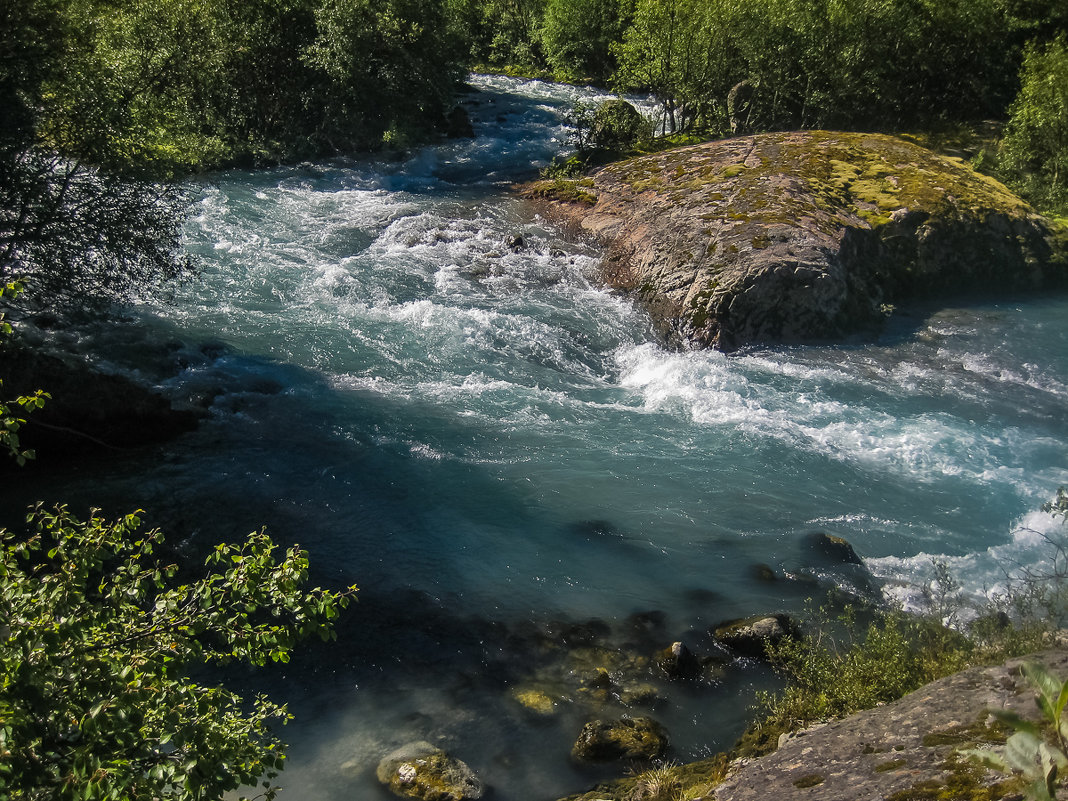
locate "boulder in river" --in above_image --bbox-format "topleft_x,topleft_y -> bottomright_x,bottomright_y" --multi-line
376,741 -> 485,801
713,614 -> 800,659
653,640 -> 702,680
571,716 -> 669,763
0,346 -> 199,461
803,532 -> 864,566
526,131 -> 1068,351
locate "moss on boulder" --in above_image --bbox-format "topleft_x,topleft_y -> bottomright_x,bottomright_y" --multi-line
375,741 -> 485,801
529,131 -> 1068,351
571,716 -> 669,763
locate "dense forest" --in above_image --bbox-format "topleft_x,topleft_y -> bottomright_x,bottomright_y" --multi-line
1,0 -> 1067,314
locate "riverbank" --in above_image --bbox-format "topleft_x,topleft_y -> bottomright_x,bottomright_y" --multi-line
561,647 -> 1068,801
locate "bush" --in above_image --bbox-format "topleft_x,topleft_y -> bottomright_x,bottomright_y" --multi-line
1000,37 -> 1068,216
0,505 -> 355,801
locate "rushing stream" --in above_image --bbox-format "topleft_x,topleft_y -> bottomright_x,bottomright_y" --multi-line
9,75 -> 1068,799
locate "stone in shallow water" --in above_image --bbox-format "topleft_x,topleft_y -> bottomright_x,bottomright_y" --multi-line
511,686 -> 558,716
571,716 -> 669,762
654,641 -> 702,680
375,741 -> 485,801
713,614 -> 799,659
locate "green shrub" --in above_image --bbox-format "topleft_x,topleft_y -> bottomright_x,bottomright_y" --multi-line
1000,37 -> 1068,216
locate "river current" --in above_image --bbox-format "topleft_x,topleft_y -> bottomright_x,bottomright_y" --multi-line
12,75 -> 1068,799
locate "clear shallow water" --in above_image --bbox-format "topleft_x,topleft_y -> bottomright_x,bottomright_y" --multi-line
10,76 -> 1068,800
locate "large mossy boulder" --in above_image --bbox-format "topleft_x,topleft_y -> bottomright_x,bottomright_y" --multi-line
528,131 -> 1068,351
376,742 -> 485,801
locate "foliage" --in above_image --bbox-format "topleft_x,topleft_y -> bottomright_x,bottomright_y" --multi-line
451,0 -> 548,71
612,0 -> 1021,136
0,504 -> 356,801
964,662 -> 1068,800
539,0 -> 631,83
999,37 -> 1068,216
0,150 -> 196,310
758,602 -> 978,734
306,0 -> 465,151
0,282 -> 47,465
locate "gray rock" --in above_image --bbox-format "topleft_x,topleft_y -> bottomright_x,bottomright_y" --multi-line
712,649 -> 1068,801
376,741 -> 485,801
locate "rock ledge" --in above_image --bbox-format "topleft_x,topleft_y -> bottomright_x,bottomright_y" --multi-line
529,131 -> 1068,351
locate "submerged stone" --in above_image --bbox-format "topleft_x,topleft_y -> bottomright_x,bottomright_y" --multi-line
571,716 -> 669,762
376,741 -> 485,801
527,131 -> 1068,351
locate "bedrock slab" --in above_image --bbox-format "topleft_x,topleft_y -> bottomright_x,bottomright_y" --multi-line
528,131 -> 1068,351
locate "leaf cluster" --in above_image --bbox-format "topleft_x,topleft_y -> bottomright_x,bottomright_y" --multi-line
0,505 -> 355,801
998,36 -> 1068,216
0,281 -> 47,464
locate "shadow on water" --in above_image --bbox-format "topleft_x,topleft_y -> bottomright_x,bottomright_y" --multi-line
0,322 -> 803,801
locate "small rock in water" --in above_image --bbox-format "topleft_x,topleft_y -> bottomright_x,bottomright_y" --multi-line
510,687 -> 557,716
803,532 -> 864,566
751,562 -> 778,582
654,641 -> 701,680
376,741 -> 485,801
571,716 -> 669,763
713,614 -> 799,659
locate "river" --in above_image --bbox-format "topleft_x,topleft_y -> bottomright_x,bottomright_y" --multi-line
11,75 -> 1068,800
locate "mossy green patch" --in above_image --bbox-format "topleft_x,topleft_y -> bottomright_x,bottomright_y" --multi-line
524,178 -> 596,205
793,773 -> 825,788
874,758 -> 908,772
885,750 -> 1022,801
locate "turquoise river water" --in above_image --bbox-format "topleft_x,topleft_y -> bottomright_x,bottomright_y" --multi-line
8,76 -> 1068,800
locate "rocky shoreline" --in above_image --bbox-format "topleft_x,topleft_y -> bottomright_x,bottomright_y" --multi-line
526,131 -> 1068,351
563,648 -> 1068,801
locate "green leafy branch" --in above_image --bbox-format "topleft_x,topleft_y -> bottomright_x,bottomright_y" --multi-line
0,281 -> 49,466
0,505 -> 356,801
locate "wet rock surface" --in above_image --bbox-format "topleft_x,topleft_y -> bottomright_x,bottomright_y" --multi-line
376,741 -> 485,801
571,716 -> 670,763
528,131 -> 1068,351
713,614 -> 800,659
0,345 -> 199,460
